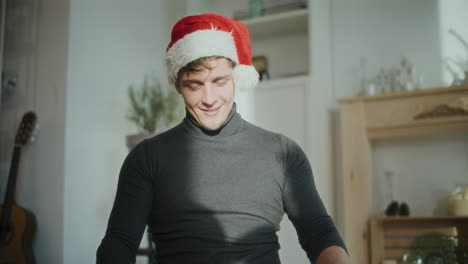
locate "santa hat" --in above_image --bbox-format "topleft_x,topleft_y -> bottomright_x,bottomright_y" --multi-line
166,13 -> 259,90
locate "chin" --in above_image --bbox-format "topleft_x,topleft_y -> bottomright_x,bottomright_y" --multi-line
200,121 -> 223,131
197,111 -> 229,131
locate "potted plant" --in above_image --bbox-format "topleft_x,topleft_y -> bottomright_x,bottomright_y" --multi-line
445,29 -> 468,85
126,75 -> 182,150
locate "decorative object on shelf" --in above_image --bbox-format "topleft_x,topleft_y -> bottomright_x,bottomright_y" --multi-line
264,0 -> 307,15
385,201 -> 399,216
365,82 -> 377,96
397,58 -> 414,91
401,232 -> 458,264
444,29 -> 468,86
443,60 -> 464,86
453,199 -> 468,216
383,169 -> 410,217
248,0 -> 265,19
252,55 -> 270,81
126,75 -> 183,150
454,95 -> 468,111
398,202 -> 410,216
447,185 -> 468,216
364,57 -> 421,96
413,104 -> 468,120
384,201 -> 410,217
234,0 -> 308,20
384,169 -> 397,216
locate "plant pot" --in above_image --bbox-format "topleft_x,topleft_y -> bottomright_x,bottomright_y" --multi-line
126,132 -> 154,151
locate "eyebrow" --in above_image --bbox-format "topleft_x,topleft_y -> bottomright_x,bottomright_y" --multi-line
181,74 -> 231,85
213,75 -> 231,82
181,79 -> 203,86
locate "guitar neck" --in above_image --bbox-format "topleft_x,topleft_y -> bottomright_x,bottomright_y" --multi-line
0,145 -> 22,229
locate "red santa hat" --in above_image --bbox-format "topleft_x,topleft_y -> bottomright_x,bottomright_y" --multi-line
166,13 -> 259,90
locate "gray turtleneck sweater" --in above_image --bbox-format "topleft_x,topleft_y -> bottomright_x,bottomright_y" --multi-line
97,104 -> 346,264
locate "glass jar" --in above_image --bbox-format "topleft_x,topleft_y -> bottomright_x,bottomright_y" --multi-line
248,0 -> 265,19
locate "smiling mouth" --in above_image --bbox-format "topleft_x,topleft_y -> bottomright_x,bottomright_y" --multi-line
201,105 -> 222,116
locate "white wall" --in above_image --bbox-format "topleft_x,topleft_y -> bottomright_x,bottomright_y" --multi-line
0,0 -> 69,263
331,0 -> 443,99
308,0 -> 336,215
1,1 -> 172,263
63,1 -> 170,263
439,0 -> 468,84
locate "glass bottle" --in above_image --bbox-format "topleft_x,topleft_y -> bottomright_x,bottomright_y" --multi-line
248,0 -> 265,19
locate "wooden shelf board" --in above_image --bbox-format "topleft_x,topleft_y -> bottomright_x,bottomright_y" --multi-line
373,215 -> 468,223
367,120 -> 468,139
338,85 -> 468,104
256,74 -> 309,89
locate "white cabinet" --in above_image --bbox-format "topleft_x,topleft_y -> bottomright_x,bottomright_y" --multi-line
237,76 -> 308,146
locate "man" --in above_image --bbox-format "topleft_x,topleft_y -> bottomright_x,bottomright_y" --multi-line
97,13 -> 348,264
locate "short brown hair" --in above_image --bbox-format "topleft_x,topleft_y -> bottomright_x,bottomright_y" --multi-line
176,56 -> 236,85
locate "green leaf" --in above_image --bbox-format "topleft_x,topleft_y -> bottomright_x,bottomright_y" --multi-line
126,74 -> 184,133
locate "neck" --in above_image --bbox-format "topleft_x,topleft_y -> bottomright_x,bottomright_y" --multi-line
182,103 -> 244,137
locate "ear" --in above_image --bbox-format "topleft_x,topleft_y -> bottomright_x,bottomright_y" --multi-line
175,82 -> 182,94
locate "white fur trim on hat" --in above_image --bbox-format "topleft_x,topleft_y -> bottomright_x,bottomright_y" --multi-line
233,64 -> 259,91
166,29 -> 239,83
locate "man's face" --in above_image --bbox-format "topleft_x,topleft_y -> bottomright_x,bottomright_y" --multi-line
176,58 -> 235,131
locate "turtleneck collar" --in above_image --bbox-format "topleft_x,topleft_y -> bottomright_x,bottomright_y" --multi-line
182,103 -> 245,137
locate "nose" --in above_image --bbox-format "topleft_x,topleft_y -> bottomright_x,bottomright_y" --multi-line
201,84 -> 217,106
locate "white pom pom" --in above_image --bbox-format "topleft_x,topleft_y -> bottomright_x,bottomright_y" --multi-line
233,65 -> 259,91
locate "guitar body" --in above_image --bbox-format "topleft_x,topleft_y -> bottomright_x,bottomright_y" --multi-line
0,203 -> 36,264
0,112 -> 38,264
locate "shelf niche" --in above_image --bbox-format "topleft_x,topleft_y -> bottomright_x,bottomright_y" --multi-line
239,9 -> 310,80
239,9 -> 308,39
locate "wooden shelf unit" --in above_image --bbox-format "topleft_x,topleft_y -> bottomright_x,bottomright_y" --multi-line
337,85 -> 468,264
370,216 -> 468,263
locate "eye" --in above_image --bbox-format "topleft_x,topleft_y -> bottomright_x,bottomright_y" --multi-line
215,79 -> 228,86
185,83 -> 200,90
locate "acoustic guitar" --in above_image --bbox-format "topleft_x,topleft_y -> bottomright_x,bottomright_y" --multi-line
0,112 -> 38,264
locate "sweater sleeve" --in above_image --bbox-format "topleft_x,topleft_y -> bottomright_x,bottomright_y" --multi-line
281,137 -> 347,263
96,141 -> 154,264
